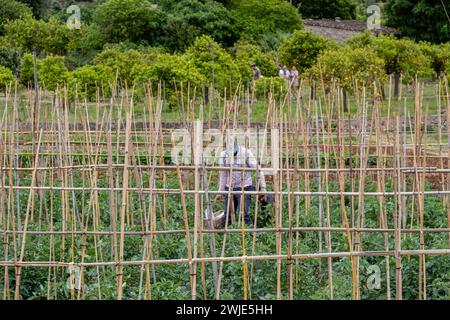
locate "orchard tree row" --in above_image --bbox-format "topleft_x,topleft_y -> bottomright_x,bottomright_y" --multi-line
0,0 -> 449,101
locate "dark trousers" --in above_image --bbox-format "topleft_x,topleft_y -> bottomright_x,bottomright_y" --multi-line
224,186 -> 254,226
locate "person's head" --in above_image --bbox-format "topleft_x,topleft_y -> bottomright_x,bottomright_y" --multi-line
283,65 -> 288,70
292,66 -> 297,71
251,64 -> 256,68
224,138 -> 239,156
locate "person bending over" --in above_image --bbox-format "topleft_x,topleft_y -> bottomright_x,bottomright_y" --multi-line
217,142 -> 266,226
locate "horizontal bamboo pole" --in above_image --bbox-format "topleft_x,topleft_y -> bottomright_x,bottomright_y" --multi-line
0,164 -> 445,173
3,185 -> 450,197
2,227 -> 450,236
1,249 -> 450,268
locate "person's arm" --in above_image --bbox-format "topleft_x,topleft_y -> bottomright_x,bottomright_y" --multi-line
246,149 -> 266,192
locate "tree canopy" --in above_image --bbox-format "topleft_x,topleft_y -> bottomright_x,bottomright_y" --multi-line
92,0 -> 167,45
230,0 -> 303,42
279,30 -> 336,74
385,0 -> 450,43
0,0 -> 32,35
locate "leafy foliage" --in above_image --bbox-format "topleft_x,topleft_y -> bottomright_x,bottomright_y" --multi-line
0,0 -> 32,35
230,0 -> 303,42
347,33 -> 433,79
92,0 -> 167,45
20,53 -> 70,90
16,0 -> 49,19
4,14 -> 71,55
385,0 -> 450,44
0,45 -> 21,72
233,40 -> 278,78
157,0 -> 236,51
71,64 -> 115,100
93,46 -> 155,85
419,42 -> 450,77
0,65 -> 15,91
312,45 -> 386,91
279,30 -> 337,74
184,35 -> 241,91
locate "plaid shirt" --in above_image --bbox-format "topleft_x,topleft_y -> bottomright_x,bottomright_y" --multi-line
218,146 -> 266,192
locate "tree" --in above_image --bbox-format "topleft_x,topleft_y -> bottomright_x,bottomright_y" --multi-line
372,36 -> 432,79
20,53 -> 71,91
347,33 -> 433,96
312,45 -> 386,109
157,0 -> 236,51
93,46 -> 158,85
71,64 -> 115,100
55,3 -> 95,25
0,0 -> 32,35
230,0 -> 302,42
92,0 -> 167,45
133,52 -> 205,106
4,14 -> 71,55
385,0 -> 450,43
419,42 -> 450,78
293,0 -> 356,19
279,30 -> 337,74
184,35 -> 241,91
134,53 -> 203,83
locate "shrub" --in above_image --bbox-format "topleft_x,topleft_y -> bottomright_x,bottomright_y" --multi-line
312,45 -> 386,92
419,43 -> 450,78
160,0 -> 236,51
20,53 -> 71,91
373,36 -> 432,80
254,76 -> 285,101
230,0 -> 302,42
347,33 -> 434,81
71,64 -> 115,101
93,47 -> 158,86
133,53 -> 204,107
5,14 -> 71,55
279,30 -> 337,74
0,45 -> 21,72
0,65 -> 15,91
92,0 -> 166,45
233,41 -> 278,79
184,35 -> 241,92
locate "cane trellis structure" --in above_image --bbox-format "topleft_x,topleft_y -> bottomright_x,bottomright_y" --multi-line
1,79 -> 450,300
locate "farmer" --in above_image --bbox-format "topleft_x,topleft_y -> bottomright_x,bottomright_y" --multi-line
217,140 -> 267,226
251,64 -> 261,81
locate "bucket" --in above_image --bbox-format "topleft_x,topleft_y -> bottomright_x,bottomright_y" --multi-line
204,209 -> 225,228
